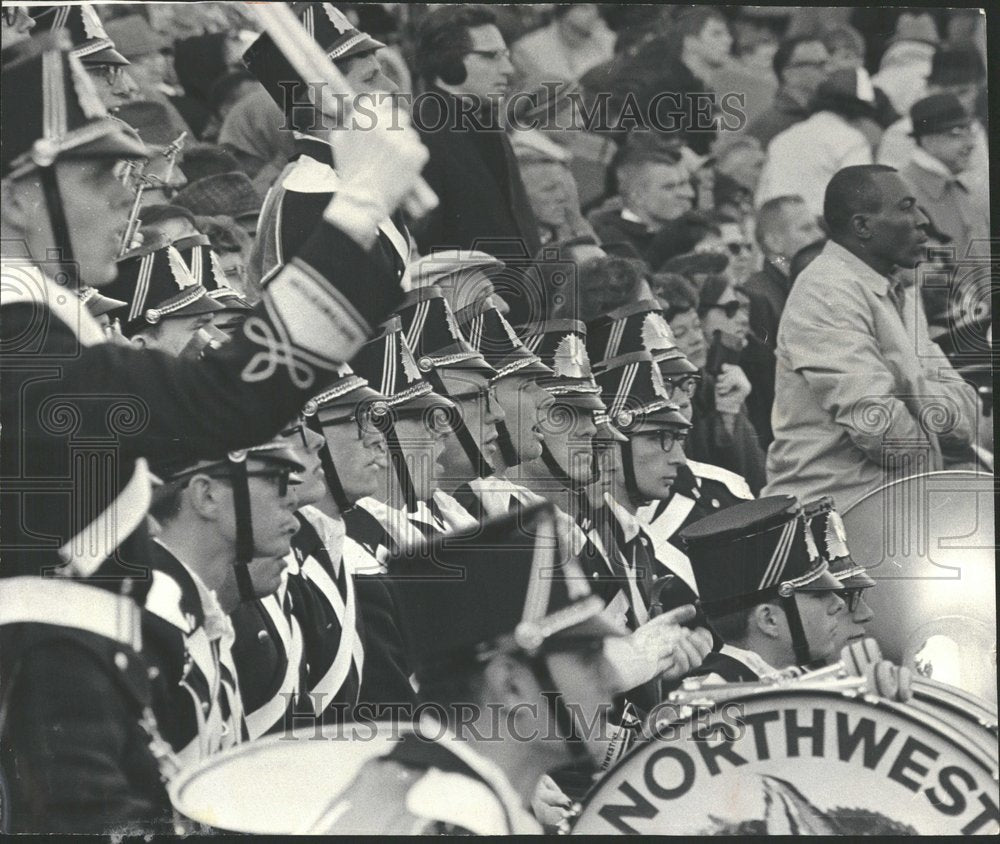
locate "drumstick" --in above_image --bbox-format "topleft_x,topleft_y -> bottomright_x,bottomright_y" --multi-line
250,2 -> 438,220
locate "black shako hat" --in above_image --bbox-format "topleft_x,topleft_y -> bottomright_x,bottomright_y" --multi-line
586,299 -> 699,377
1,32 -> 146,179
520,320 -> 604,410
172,234 -> 253,312
594,352 -> 690,434
243,2 -> 385,133
802,497 -> 876,589
102,240 -> 225,333
28,3 -> 129,67
456,295 -> 552,382
388,503 -> 621,682
679,495 -> 842,617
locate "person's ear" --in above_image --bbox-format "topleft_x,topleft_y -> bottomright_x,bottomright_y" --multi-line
186,474 -> 223,521
482,653 -> 538,711
850,212 -> 873,241
2,175 -> 42,234
753,602 -> 782,640
130,334 -> 147,349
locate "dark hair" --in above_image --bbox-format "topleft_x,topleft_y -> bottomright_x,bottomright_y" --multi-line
414,5 -> 497,88
646,212 -> 721,271
772,35 -> 824,81
209,69 -> 256,114
577,255 -> 646,322
673,7 -> 727,48
650,272 -> 698,317
789,238 -> 827,282
706,606 -> 754,643
697,273 -> 734,317
823,164 -> 897,239
149,479 -> 185,523
181,143 -> 242,183
139,203 -> 197,229
820,23 -> 864,59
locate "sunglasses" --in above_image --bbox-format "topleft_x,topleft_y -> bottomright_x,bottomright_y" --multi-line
662,375 -> 700,399
837,587 -> 867,613
705,300 -> 745,319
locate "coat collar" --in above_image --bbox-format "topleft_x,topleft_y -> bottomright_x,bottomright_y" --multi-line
821,240 -> 895,299
719,643 -> 779,678
908,146 -> 966,199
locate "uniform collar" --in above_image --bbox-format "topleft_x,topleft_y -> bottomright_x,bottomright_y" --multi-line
620,207 -> 651,230
909,146 -> 966,198
292,132 -> 335,168
152,538 -> 233,642
720,643 -> 779,678
604,491 -> 641,543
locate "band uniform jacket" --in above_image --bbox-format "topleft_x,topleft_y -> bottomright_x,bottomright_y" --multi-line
0,582 -> 172,834
0,213 -> 399,830
249,134 -> 414,289
686,644 -> 781,685
303,715 -> 540,835
142,541 -> 244,767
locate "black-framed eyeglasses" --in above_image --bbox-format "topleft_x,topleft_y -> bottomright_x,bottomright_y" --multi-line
638,429 -> 688,453
837,587 -> 867,613
662,375 -> 700,399
450,385 -> 500,414
91,64 -> 127,86
280,422 -> 309,449
466,47 -> 511,61
705,300 -> 744,319
205,468 -> 294,498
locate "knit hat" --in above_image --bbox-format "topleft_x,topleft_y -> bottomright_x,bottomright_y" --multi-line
172,172 -> 262,223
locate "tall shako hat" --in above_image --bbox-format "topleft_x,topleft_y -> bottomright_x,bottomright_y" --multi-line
680,495 -> 842,666
350,317 -> 455,513
395,286 -> 497,480
802,497 -> 875,588
303,363 -> 388,512
520,320 -> 603,408
153,442 -> 305,602
1,33 -> 146,273
389,502 -> 622,761
172,233 -> 253,312
102,239 -> 225,335
29,3 -> 129,67
457,296 -> 552,468
594,352 -> 690,435
243,2 -> 385,132
586,300 -> 699,378
594,351 -> 689,503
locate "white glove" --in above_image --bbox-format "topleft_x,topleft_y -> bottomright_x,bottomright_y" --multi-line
627,605 -> 714,683
531,775 -> 574,830
714,363 -> 751,415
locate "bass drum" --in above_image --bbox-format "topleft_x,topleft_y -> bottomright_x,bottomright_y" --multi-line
572,687 -> 999,836
909,677 -> 999,758
842,470 -> 996,703
169,721 -> 413,834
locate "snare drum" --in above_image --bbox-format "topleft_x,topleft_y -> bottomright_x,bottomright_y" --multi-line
169,721 -> 413,834
572,687 -> 999,835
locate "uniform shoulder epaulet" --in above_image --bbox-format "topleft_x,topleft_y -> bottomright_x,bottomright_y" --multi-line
687,459 -> 754,500
281,153 -> 340,194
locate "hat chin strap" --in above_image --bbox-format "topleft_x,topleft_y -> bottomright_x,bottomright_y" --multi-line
228,456 -> 256,603
426,369 -> 493,480
780,592 -> 813,668
306,414 -> 354,513
619,440 -> 648,507
495,420 -> 521,468
40,165 -> 76,271
383,420 -> 419,514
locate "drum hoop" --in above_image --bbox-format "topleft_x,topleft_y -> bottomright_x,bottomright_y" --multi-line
575,685 -> 999,827
841,469 -> 994,515
911,677 -> 999,734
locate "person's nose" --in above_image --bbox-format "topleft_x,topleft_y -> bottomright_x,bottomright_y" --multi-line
855,594 -> 874,624
170,165 -> 188,190
499,53 -> 515,76
285,485 -> 300,510
668,441 -> 687,465
829,592 -> 846,614
304,425 -> 325,454
485,395 -> 506,425
913,204 -> 931,229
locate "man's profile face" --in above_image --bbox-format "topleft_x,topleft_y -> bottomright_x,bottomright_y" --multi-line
634,162 -> 696,226
436,368 -> 503,481
690,17 -> 733,68
830,588 -> 874,655
132,312 -> 215,357
342,52 -> 398,96
455,24 -> 513,101
783,40 -> 829,100
920,126 -> 975,176
537,401 -> 597,482
777,202 -> 823,259
319,415 -> 388,503
865,172 -> 930,269
791,590 -> 846,664
491,375 -> 552,464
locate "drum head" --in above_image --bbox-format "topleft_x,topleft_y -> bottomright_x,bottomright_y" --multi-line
842,471 -> 996,702
573,688 -> 999,835
909,677 -> 999,758
169,721 -> 414,833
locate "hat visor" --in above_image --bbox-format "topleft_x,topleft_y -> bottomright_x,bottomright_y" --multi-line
87,294 -> 129,317
551,391 -> 606,412
151,293 -> 228,322
210,291 -> 254,311
595,421 -> 629,443
315,385 -> 388,424
391,388 -> 456,418
795,568 -> 845,593
830,561 -> 877,589
77,45 -> 131,67
436,354 -> 498,380
58,121 -> 150,165
657,354 -> 700,377
627,405 -> 692,432
493,357 -> 554,382
334,34 -> 387,64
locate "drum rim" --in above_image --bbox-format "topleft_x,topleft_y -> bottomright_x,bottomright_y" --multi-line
169,720 -> 415,831
842,468 -> 995,515
575,685 -> 999,828
911,676 -> 999,732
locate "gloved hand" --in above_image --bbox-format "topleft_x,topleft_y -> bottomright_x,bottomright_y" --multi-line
325,99 -> 434,244
629,605 -> 714,682
841,637 -> 914,702
714,363 -> 751,415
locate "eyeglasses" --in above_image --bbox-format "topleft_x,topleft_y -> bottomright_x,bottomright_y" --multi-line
280,422 -> 309,449
662,375 -> 700,399
450,385 -> 500,414
205,468 -> 294,498
836,587 -> 867,613
639,429 -> 688,453
705,300 -> 745,319
467,47 -> 511,62
91,64 -> 127,87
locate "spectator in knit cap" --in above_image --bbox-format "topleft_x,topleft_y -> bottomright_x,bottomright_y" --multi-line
172,172 -> 261,237
871,12 -> 940,115
587,133 -> 697,264
576,254 -> 652,322
756,67 -> 883,217
217,88 -> 296,195
180,143 -> 243,184
899,93 -> 989,260
746,35 -> 830,148
877,45 -> 988,186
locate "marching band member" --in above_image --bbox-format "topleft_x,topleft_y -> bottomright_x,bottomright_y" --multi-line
144,443 -> 306,764
244,2 -> 414,290
0,28 -> 429,832
679,496 -> 847,683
